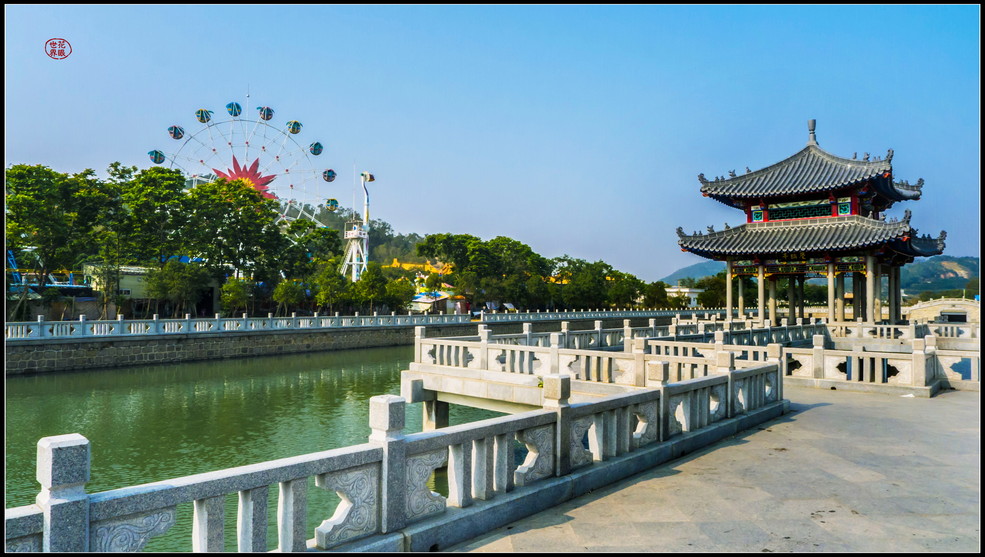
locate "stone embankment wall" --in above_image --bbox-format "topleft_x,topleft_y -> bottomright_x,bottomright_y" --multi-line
5,317 -> 668,375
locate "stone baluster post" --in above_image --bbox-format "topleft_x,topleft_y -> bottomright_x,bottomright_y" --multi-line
117,314 -> 125,335
910,338 -> 928,387
522,322 -> 533,346
36,434 -> 90,552
478,325 -> 491,369
812,334 -> 825,379
649,318 -> 658,337
714,350 -> 734,375
647,360 -> 670,389
543,375 -> 571,477
369,395 -> 407,533
36,314 -> 46,339
559,321 -> 571,349
623,319 -> 634,352
414,326 -> 426,363
549,333 -> 562,375
594,320 -> 604,347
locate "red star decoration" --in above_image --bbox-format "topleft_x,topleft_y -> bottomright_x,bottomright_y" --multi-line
213,156 -> 277,199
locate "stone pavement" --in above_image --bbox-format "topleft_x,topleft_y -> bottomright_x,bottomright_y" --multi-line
448,385 -> 980,552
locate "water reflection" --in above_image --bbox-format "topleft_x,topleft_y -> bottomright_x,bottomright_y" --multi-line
5,346 -> 501,552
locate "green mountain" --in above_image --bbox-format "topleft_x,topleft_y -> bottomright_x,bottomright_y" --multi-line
900,255 -> 979,293
659,261 -> 725,285
658,255 -> 979,294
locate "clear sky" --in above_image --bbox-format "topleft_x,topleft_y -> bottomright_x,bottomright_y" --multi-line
5,5 -> 980,282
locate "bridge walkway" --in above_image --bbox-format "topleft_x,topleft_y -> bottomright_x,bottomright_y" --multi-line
448,384 -> 980,553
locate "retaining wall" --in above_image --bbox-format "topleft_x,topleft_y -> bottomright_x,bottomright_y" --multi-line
5,317 -> 670,375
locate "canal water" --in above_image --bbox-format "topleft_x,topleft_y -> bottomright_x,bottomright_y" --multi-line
4,345 -> 501,552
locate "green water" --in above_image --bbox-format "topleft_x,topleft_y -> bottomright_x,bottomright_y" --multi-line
4,346 -> 500,551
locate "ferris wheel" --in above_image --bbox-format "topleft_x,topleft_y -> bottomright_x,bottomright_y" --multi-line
148,100 -> 341,226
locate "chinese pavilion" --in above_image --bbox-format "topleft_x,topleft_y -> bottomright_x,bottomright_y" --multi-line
676,120 -> 946,324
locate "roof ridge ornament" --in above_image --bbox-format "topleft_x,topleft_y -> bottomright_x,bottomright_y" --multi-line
886,148 -> 894,163
676,226 -> 686,238
807,119 -> 818,146
903,209 -> 912,224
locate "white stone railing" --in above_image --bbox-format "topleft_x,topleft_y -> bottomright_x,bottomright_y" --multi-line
4,368 -> 783,552
4,312 -> 473,341
415,326 -> 787,390
824,321 -> 932,340
924,322 -> 979,339
476,309 -> 733,323
781,333 -> 981,390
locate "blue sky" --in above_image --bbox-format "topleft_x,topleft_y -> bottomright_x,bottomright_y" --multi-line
5,5 -> 980,282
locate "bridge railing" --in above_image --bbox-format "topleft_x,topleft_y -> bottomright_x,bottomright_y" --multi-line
476,309 -> 737,323
4,312 -> 473,341
4,368 -> 782,553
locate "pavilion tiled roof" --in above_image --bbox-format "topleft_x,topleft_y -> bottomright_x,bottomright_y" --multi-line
676,214 -> 945,257
697,121 -> 922,209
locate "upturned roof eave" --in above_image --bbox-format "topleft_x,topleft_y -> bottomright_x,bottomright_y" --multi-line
675,216 -> 919,258
697,144 -> 893,200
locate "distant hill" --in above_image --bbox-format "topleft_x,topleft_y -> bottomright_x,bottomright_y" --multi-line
658,255 -> 979,293
901,255 -> 979,293
660,261 -> 725,285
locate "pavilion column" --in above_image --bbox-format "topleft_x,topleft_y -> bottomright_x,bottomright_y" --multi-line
768,276 -> 777,324
827,263 -> 836,322
851,272 -> 861,321
887,264 -> 897,325
738,276 -> 745,319
866,255 -> 877,323
873,264 -> 884,323
894,266 -> 903,322
835,273 -> 845,322
787,278 -> 796,321
726,260 -> 733,320
798,275 -> 806,320
757,265 -> 766,325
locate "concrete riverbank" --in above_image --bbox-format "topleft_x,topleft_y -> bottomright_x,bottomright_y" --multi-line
4,316 -> 671,375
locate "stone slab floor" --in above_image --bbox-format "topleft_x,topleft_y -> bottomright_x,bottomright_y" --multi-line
447,384 -> 980,553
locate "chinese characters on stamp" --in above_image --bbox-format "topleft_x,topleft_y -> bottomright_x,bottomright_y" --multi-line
45,38 -> 72,60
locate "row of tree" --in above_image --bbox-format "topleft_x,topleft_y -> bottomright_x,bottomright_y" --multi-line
413,233 -> 689,311
5,164 -> 426,319
6,163 -> 697,320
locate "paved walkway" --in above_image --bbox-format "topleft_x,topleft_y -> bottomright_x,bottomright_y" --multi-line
448,385 -> 980,552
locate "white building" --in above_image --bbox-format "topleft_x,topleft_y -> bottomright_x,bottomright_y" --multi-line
665,286 -> 704,308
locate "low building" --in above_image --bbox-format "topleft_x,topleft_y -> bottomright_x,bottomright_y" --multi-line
665,286 -> 704,308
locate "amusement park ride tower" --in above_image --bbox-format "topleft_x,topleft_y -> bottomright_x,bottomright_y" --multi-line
340,171 -> 375,281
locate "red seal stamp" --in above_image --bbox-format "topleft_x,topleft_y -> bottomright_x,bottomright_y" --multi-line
45,38 -> 72,60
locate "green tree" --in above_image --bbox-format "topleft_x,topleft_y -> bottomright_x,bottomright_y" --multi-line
272,279 -> 306,316
643,281 -> 670,308
144,261 -> 211,317
121,167 -> 188,266
385,279 -> 416,312
220,278 -> 252,316
354,262 -> 388,313
696,271 -> 727,308
607,270 -> 645,309
183,178 -> 287,278
5,165 -> 119,319
313,264 -> 350,314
